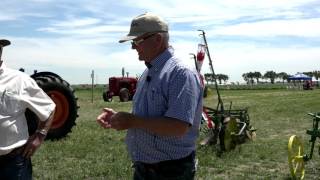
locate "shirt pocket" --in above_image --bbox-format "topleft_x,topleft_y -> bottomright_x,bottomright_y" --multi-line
147,87 -> 167,115
0,89 -> 22,116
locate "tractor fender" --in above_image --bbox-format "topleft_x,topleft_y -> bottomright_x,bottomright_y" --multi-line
30,71 -> 63,81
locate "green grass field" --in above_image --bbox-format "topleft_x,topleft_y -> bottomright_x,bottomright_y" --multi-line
33,88 -> 320,179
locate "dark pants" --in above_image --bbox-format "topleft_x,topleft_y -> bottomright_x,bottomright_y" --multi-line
133,151 -> 196,180
0,149 -> 32,180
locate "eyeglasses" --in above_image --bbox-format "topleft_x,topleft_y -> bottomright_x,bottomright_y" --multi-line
131,33 -> 156,47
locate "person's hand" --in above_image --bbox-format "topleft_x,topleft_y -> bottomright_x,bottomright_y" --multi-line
96,108 -> 116,128
22,133 -> 45,158
110,112 -> 135,130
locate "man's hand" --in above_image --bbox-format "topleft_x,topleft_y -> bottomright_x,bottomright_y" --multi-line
22,109 -> 54,158
96,108 -> 117,129
96,108 -> 189,136
97,108 -> 135,130
109,112 -> 135,130
22,133 -> 45,158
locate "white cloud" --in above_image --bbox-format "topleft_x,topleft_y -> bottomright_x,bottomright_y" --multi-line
5,37 -> 117,68
52,17 -> 101,28
210,18 -> 320,37
170,38 -> 320,82
207,46 -> 320,82
4,35 -> 318,84
1,0 -> 319,84
38,25 -> 128,36
2,36 -> 144,83
217,0 -> 316,8
0,15 -> 16,21
118,0 -> 317,24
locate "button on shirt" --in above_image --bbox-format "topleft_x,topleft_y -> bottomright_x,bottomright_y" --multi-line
126,48 -> 203,163
0,64 -> 56,155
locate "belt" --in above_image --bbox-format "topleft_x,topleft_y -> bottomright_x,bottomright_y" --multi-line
137,151 -> 195,170
0,145 -> 25,165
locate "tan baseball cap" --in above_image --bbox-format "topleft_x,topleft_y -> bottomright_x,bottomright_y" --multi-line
119,13 -> 168,43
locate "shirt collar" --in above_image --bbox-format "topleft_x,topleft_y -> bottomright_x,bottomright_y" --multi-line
145,62 -> 152,69
149,47 -> 174,71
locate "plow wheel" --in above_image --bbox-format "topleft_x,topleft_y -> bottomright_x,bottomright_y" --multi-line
222,117 -> 238,151
246,130 -> 257,141
246,124 -> 257,141
199,128 -> 219,146
288,135 -> 305,179
199,108 -> 218,146
26,72 -> 79,140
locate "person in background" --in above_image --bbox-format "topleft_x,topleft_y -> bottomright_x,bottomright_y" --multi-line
0,39 -> 56,179
97,13 -> 203,180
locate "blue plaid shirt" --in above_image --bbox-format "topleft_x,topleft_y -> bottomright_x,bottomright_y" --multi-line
126,48 -> 203,163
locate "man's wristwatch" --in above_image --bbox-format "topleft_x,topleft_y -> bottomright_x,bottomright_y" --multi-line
36,129 -> 48,138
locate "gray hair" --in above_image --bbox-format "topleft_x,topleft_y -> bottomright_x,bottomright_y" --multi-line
160,32 -> 169,47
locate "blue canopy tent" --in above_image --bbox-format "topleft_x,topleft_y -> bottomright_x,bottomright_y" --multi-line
288,73 -> 312,81
287,73 -> 313,90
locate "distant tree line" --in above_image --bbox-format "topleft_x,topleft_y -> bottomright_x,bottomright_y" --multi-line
242,70 -> 320,84
204,73 -> 229,84
203,70 -> 320,85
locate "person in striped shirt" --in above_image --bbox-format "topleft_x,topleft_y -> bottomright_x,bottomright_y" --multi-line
97,13 -> 203,180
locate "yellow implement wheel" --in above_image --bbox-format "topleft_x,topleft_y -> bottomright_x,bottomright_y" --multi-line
288,135 -> 305,179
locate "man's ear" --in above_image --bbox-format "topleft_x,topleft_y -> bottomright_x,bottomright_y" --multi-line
155,33 -> 162,43
154,34 -> 164,49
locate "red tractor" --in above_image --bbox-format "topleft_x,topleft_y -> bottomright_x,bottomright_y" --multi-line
102,77 -> 138,102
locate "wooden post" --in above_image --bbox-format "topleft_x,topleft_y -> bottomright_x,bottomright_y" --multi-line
91,70 -> 94,103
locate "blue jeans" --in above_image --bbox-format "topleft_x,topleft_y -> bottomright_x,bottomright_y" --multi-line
0,154 -> 32,180
133,152 -> 196,180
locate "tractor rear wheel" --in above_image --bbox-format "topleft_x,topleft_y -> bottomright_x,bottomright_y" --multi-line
102,91 -> 112,102
102,91 -> 108,101
119,88 -> 129,102
26,72 -> 79,140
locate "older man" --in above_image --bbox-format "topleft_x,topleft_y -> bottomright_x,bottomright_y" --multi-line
0,39 -> 55,179
97,13 -> 203,180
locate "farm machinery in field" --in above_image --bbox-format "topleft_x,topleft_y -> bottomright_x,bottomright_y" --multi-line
102,76 -> 137,102
0,39 -> 79,140
288,112 -> 320,179
194,30 -> 256,152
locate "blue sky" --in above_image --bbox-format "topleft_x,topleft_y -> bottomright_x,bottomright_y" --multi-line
1,0 -> 319,84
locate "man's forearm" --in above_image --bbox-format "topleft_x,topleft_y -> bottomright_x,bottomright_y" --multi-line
37,109 -> 55,135
133,115 -> 190,137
